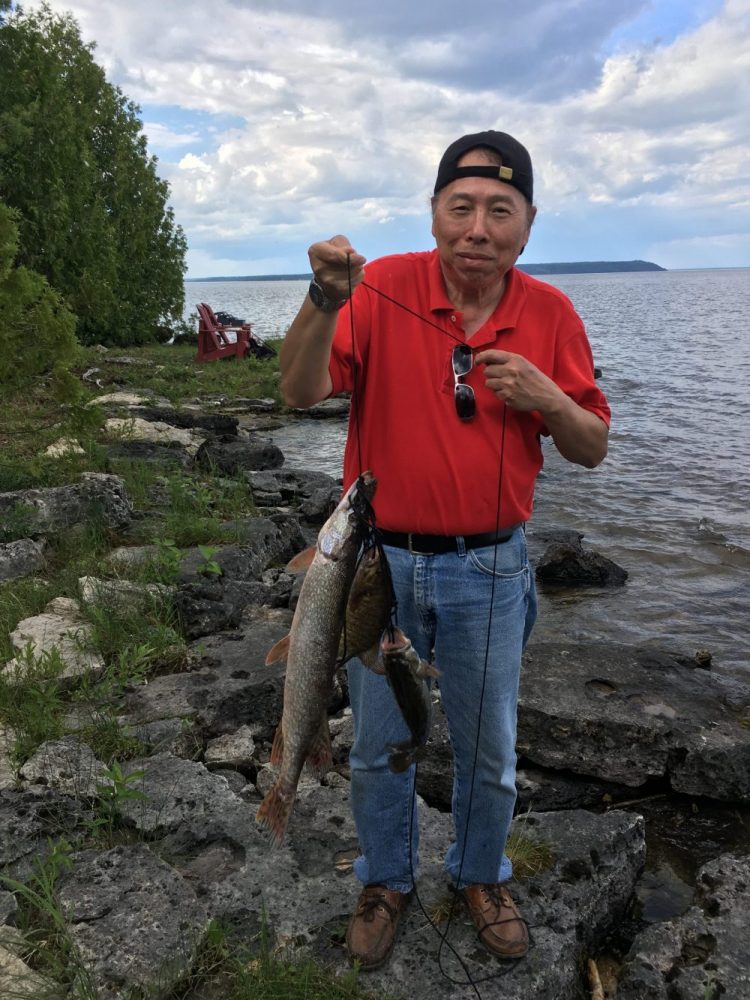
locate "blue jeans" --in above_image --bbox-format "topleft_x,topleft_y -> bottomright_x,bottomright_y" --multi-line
347,527 -> 537,892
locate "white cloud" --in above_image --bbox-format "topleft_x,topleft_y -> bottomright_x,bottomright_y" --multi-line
30,0 -> 750,271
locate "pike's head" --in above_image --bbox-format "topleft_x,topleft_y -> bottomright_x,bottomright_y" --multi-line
318,471 -> 377,560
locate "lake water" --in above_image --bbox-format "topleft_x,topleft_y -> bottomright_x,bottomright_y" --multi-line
186,269 -> 750,678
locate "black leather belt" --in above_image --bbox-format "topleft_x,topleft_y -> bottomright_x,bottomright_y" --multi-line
378,525 -> 521,555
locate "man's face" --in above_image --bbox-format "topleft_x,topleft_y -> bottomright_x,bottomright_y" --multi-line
431,149 -> 536,288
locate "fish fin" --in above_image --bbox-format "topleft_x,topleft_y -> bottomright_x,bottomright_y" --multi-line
270,722 -> 284,765
256,781 -> 296,847
418,660 -> 440,679
285,546 -> 316,573
306,717 -> 332,775
388,742 -> 426,774
360,644 -> 387,674
265,633 -> 291,665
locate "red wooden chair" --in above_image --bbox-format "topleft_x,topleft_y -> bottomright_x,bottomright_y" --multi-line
195,303 -> 251,362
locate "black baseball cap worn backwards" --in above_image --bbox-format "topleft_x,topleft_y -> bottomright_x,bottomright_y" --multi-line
434,130 -> 534,204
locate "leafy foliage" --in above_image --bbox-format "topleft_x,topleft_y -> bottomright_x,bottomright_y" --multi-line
0,200 -> 78,382
0,3 -> 187,347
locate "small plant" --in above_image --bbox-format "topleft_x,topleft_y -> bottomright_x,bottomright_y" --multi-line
506,816 -> 554,880
83,760 -> 146,848
197,544 -> 222,577
0,499 -> 38,543
0,644 -> 68,768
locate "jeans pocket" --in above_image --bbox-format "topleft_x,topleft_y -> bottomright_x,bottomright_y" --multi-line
466,538 -> 526,578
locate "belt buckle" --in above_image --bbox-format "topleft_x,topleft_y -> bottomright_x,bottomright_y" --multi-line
407,533 -> 433,556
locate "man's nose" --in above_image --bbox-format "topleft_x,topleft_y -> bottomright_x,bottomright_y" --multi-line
466,210 -> 489,240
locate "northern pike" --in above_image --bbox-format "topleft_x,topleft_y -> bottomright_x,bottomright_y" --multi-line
256,472 -> 377,845
265,544 -> 393,673
381,627 -> 438,773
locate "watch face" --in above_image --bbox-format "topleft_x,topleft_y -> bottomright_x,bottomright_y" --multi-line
309,280 -> 344,312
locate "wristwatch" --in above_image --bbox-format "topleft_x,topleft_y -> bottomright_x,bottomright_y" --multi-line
308,278 -> 347,313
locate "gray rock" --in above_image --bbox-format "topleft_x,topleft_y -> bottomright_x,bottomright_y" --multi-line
518,642 -> 750,801
0,788 -> 87,880
0,473 -> 131,539
294,397 -> 350,418
119,755 -> 261,848
130,406 -> 239,436
123,617 -> 291,740
205,727 -> 256,770
105,417 -> 206,457
617,853 -> 750,1000
205,780 -> 644,1000
0,539 -> 45,580
535,537 -> 628,586
122,717 -> 202,759
107,545 -> 160,570
58,844 -> 208,1000
0,891 -> 16,925
19,736 -> 106,798
105,440 -> 191,467
196,438 -> 284,473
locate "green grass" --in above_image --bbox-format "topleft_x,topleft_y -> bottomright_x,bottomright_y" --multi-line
164,920 -> 396,1000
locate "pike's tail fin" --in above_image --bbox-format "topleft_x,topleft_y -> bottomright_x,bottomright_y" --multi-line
256,781 -> 296,847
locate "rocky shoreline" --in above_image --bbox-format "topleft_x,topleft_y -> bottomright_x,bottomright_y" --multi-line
1,387 -> 749,999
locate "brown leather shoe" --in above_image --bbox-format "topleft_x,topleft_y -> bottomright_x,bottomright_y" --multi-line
345,884 -> 411,969
462,883 -> 529,959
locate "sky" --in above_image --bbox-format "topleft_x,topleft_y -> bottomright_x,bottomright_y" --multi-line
34,0 -> 750,276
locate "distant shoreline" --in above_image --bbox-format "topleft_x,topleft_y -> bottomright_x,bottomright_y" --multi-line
187,260 -> 667,282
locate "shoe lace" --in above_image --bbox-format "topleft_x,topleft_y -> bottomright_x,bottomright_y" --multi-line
358,888 -> 398,922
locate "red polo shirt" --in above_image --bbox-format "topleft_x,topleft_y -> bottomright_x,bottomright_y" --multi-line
328,250 -> 610,535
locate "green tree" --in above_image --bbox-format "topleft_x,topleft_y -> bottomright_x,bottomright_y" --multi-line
0,199 -> 78,383
0,3 -> 187,346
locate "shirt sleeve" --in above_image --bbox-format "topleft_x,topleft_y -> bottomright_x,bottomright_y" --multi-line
539,322 -> 611,436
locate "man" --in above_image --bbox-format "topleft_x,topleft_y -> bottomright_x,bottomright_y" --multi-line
279,131 -> 610,968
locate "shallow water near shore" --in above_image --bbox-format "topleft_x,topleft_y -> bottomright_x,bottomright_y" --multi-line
190,268 -> 750,678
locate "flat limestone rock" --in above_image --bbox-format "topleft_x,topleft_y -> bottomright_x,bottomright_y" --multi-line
105,417 -> 206,457
4,597 -> 104,684
58,844 -> 208,1000
19,736 -> 106,798
205,781 -> 645,1000
0,473 -> 131,537
518,641 -> 750,801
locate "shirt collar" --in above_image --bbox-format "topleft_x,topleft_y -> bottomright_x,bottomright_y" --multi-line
427,250 -> 528,347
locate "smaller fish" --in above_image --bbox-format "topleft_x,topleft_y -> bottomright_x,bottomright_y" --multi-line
265,545 -> 393,674
381,627 -> 438,773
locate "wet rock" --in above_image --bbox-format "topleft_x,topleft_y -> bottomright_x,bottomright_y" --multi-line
173,577 -> 250,638
0,473 -> 131,538
195,438 -> 284,473
518,642 -> 750,801
4,596 -> 104,685
58,844 -> 208,1000
19,736 -> 106,798
535,536 -> 628,586
617,853 -> 750,1000
293,397 -> 350,418
0,539 -> 45,581
122,617 -> 291,740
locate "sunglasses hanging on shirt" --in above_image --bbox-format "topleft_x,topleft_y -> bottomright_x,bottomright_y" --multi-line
452,344 -> 475,422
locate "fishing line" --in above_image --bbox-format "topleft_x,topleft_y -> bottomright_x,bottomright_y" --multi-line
344,270 -> 523,995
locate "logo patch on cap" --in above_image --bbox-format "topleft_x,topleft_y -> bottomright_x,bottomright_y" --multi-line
498,165 -> 513,181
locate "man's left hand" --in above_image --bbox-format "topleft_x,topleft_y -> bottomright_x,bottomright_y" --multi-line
475,349 -> 562,414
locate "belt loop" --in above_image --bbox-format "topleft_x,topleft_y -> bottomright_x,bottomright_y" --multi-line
455,535 -> 467,557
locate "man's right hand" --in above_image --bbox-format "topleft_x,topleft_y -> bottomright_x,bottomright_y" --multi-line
308,235 -> 366,303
